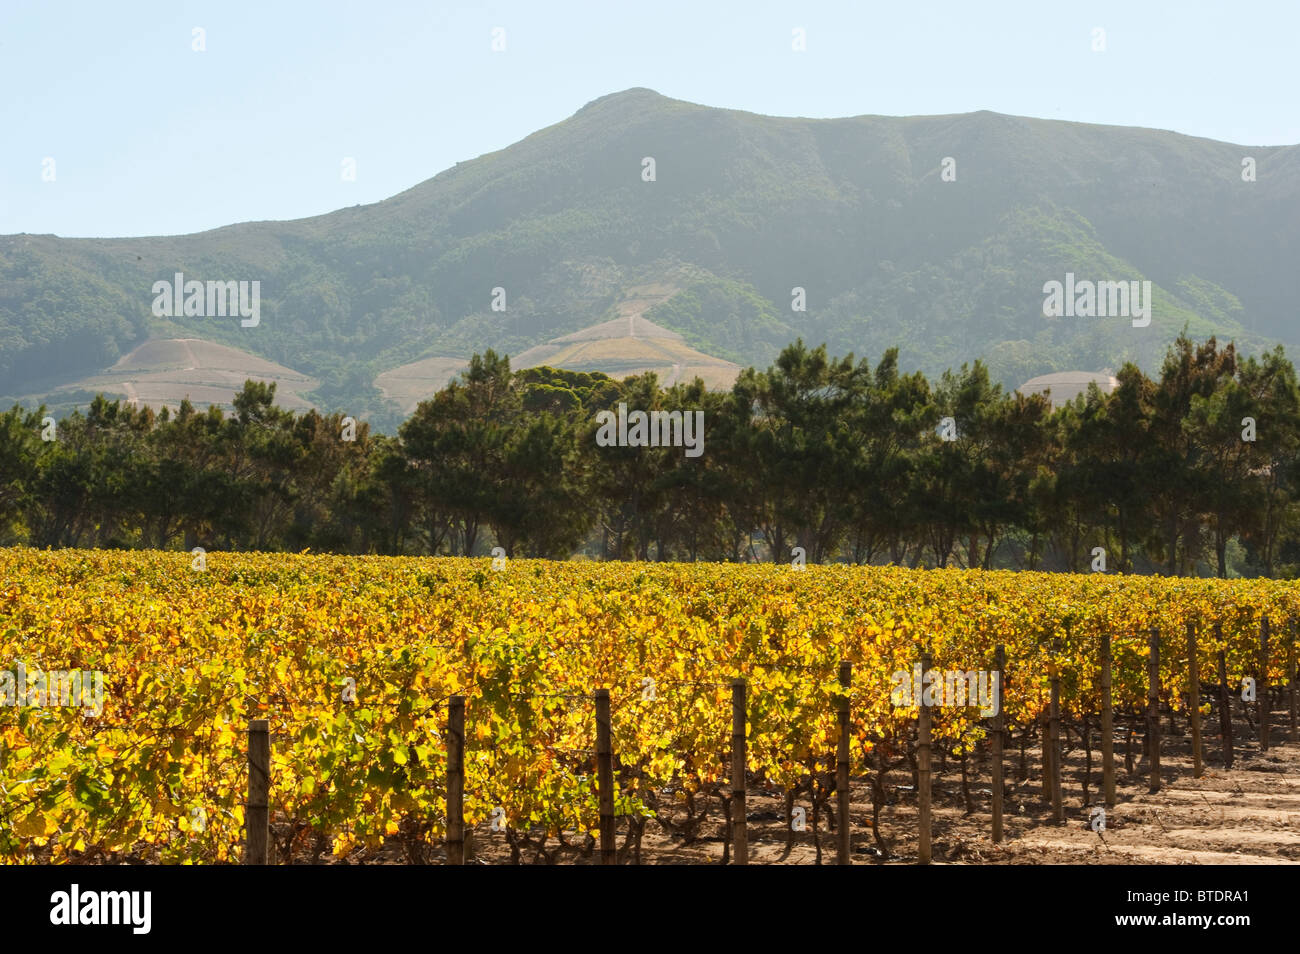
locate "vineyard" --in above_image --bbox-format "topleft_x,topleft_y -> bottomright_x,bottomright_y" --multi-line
1,548 -> 1297,864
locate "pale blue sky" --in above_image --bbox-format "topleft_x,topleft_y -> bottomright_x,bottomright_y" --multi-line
3,0 -> 1296,238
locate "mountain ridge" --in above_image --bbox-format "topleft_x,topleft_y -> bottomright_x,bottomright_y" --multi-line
3,87 -> 1297,431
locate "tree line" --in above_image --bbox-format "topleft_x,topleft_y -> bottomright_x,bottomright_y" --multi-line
2,333 -> 1299,578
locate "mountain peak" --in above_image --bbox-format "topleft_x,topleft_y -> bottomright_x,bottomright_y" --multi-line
576,87 -> 666,114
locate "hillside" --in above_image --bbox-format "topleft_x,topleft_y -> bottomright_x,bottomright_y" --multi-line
374,356 -> 471,417
378,312 -> 740,415
3,88 -> 1298,427
514,313 -> 739,387
26,338 -> 320,417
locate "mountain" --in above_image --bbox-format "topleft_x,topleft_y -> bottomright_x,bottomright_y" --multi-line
3,87 -> 1298,428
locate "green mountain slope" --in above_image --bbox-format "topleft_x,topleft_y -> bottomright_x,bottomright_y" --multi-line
2,88 -> 1297,422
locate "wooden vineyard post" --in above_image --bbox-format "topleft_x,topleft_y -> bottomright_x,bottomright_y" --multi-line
1259,615 -> 1270,753
1100,631 -> 1115,809
991,644 -> 1005,843
1039,710 -> 1050,801
446,696 -> 465,865
595,688 -> 616,865
1289,621 -> 1298,744
836,661 -> 852,866
1048,641 -> 1063,824
245,719 -> 270,865
1186,622 -> 1203,778
917,651 -> 933,865
1217,641 -> 1234,769
1147,628 -> 1161,794
731,679 -> 748,865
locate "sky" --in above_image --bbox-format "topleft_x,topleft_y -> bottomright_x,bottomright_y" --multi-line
2,0 -> 1297,238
